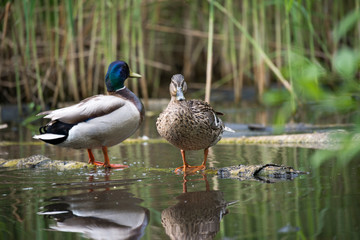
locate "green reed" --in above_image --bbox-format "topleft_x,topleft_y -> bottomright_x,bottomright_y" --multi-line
205,0 -> 214,103
0,0 -> 358,113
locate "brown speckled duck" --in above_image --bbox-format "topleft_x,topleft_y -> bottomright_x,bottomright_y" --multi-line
157,74 -> 231,173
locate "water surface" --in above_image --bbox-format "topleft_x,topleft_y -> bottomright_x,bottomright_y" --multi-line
0,114 -> 359,239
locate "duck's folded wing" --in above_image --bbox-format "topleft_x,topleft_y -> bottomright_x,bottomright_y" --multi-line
37,95 -> 126,124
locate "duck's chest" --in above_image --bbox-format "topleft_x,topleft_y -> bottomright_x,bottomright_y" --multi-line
156,106 -> 215,150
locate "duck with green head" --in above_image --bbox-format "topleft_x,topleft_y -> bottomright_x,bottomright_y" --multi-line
33,61 -> 144,168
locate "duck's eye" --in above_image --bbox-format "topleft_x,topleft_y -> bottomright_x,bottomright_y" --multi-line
182,82 -> 187,93
170,82 -> 177,95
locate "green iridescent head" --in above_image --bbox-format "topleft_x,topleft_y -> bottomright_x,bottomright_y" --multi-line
105,61 -> 141,92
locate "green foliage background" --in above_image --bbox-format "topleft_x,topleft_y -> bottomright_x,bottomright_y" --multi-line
1,0 -> 358,106
1,0 -> 360,165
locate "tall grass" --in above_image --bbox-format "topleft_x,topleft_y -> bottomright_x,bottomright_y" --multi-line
204,0 -> 214,103
0,0 -> 358,109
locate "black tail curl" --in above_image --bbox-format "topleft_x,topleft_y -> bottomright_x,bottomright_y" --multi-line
39,125 -> 48,134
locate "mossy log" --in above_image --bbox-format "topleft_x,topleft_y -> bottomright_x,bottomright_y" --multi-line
220,130 -> 350,150
0,155 -> 307,182
217,164 -> 308,182
0,155 -> 90,170
1,130 -> 352,149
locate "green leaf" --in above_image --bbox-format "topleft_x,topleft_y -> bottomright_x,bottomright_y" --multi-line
285,0 -> 294,13
263,89 -> 290,106
332,9 -> 360,43
311,150 -> 334,168
333,48 -> 358,80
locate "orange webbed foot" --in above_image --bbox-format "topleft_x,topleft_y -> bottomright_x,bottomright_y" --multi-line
92,161 -> 105,166
106,163 -> 129,169
88,148 -> 128,168
174,164 -> 206,174
92,161 -> 129,169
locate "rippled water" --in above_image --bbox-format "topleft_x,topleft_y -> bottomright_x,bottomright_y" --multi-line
0,114 -> 359,239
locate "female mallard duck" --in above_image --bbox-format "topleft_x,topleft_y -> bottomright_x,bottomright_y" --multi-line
33,61 -> 144,168
156,74 -> 231,173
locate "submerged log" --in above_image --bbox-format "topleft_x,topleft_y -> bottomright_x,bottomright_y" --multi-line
0,155 -> 89,170
0,130 -> 353,150
221,130 -> 347,145
217,164 -> 308,183
219,130 -> 353,150
0,155 -> 308,182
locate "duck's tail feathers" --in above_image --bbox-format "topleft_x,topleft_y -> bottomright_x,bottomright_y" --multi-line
33,133 -> 66,140
33,133 -> 67,145
224,126 -> 235,133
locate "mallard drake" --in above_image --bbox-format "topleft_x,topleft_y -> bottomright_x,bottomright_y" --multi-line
156,74 -> 231,173
33,61 -> 144,168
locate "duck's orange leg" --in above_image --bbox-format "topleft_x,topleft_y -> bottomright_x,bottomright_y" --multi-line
201,148 -> 209,169
87,149 -> 95,164
87,149 -> 104,166
175,150 -> 189,173
101,146 -> 129,168
175,149 -> 207,174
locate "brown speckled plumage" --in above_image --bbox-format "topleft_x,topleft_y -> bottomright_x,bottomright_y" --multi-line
157,99 -> 224,150
156,74 -> 225,172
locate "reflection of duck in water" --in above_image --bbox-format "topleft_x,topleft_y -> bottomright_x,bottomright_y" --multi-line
161,174 -> 233,240
38,175 -> 149,240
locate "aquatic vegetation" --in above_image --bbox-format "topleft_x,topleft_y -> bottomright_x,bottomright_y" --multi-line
0,0 -> 358,107
1,0 -> 359,168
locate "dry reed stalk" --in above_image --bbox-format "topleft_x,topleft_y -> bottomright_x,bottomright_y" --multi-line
87,7 -> 98,96
14,1 -> 31,102
99,0 -> 108,93
305,0 -> 316,61
145,0 -> 160,97
275,1 -> 282,69
259,1 -> 267,100
130,1 -> 139,97
1,2 -> 11,101
213,0 -> 293,95
54,3 -> 65,104
12,32 -> 22,115
220,9 -> 231,78
225,0 -> 240,103
25,0 -> 45,109
111,1 -> 118,62
92,51 -> 102,95
67,43 -> 79,102
77,1 -> 87,98
145,23 -> 226,40
64,0 -> 79,102
252,0 -> 267,102
237,0 -> 248,102
284,3 -> 296,111
136,0 -> 149,106
183,1 -> 196,80
205,0 -> 214,103
1,2 -> 11,49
